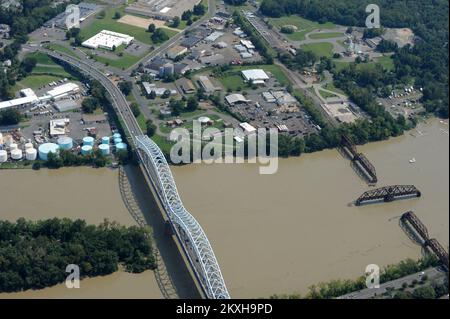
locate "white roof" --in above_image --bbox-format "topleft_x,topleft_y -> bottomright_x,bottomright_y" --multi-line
239,122 -> 257,134
46,83 -> 79,98
205,31 -> 224,42
240,39 -> 255,49
242,69 -> 269,82
0,95 -> 38,110
225,94 -> 249,105
82,30 -> 134,50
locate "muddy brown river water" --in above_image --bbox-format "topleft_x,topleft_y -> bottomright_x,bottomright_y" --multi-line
0,119 -> 448,298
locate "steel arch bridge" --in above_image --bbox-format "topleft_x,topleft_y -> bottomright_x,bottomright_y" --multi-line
135,135 -> 230,299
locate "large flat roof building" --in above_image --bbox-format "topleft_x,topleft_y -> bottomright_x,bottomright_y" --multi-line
125,0 -> 202,21
197,76 -> 219,93
242,69 -> 270,84
44,2 -> 101,29
82,30 -> 134,51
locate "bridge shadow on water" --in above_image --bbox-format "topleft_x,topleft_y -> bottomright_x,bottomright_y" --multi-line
119,165 -> 200,299
337,147 -> 376,186
398,218 -> 433,258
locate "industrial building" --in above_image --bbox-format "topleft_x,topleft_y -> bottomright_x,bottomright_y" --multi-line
82,30 -> 134,51
49,118 -> 70,137
43,2 -> 101,29
166,45 -> 188,60
225,94 -> 250,106
0,88 -> 38,110
205,31 -> 224,43
177,78 -> 196,94
239,122 -> 257,134
53,99 -> 80,112
197,76 -> 219,93
40,83 -> 80,101
142,82 -> 177,97
125,0 -> 202,21
241,69 -> 270,84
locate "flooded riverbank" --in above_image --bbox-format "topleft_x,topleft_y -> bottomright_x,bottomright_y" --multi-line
171,119 -> 449,298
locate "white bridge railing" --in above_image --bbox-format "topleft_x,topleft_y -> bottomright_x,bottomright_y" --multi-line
136,135 -> 230,299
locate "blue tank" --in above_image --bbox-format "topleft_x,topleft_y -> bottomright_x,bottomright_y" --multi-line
81,145 -> 93,155
82,136 -> 94,146
101,136 -> 110,145
38,143 -> 60,161
115,143 -> 127,152
114,138 -> 123,145
57,136 -> 73,150
99,144 -> 110,155
113,133 -> 121,140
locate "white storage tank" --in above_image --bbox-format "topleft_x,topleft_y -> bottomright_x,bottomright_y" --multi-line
0,132 -> 3,144
114,138 -> 123,145
113,133 -> 121,140
83,136 -> 94,146
25,148 -> 37,161
9,143 -> 18,151
57,136 -> 74,150
0,149 -> 7,163
98,144 -> 110,155
38,143 -> 60,161
24,142 -> 34,150
81,145 -> 93,155
11,149 -> 23,160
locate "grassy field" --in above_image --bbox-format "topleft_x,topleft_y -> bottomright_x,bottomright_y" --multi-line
45,43 -> 79,58
27,52 -> 55,64
218,64 -> 291,91
319,89 -> 338,99
14,75 -> 64,90
270,15 -> 336,42
323,82 -> 346,95
333,55 -> 395,72
308,32 -> 345,40
301,42 -> 334,58
80,6 -> 177,46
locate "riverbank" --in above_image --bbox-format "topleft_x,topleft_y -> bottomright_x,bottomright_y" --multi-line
171,119 -> 449,298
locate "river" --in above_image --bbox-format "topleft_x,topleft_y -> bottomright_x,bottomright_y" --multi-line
170,119 -> 449,298
0,119 -> 448,298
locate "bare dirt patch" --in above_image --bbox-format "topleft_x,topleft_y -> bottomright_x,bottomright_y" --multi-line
118,14 -> 178,31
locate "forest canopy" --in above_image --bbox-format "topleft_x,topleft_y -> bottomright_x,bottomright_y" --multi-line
260,0 -> 449,117
0,218 -> 156,292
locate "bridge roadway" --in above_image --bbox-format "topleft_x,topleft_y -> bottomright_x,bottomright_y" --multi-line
27,46 -> 230,299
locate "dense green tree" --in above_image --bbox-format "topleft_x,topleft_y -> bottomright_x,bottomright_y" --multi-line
147,23 -> 156,33
0,218 -> 155,292
151,28 -> 169,44
118,81 -> 133,96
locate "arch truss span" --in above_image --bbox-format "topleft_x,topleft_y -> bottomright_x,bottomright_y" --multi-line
135,135 -> 230,299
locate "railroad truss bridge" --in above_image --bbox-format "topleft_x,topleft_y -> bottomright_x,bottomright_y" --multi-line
355,185 -> 421,206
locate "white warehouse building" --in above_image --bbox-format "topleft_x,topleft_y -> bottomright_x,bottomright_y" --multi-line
241,69 -> 270,84
39,83 -> 80,101
82,30 -> 134,50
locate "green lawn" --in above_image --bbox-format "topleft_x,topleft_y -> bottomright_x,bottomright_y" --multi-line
218,64 -> 291,91
14,75 -> 64,90
333,55 -> 395,72
308,32 -> 345,40
270,15 -> 336,42
45,43 -> 79,58
319,89 -> 338,99
32,65 -> 71,77
80,5 -> 177,46
323,82 -> 346,95
301,42 -> 334,58
26,52 -> 55,64
136,113 -> 147,132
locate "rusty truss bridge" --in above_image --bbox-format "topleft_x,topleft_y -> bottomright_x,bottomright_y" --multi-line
341,134 -> 378,184
355,185 -> 421,206
401,211 -> 449,271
